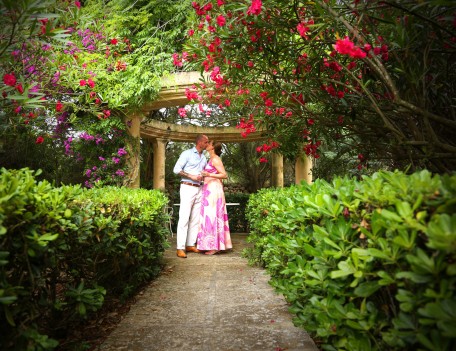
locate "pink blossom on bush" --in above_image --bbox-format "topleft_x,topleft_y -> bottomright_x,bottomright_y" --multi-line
117,147 -> 127,156
216,15 -> 226,26
247,0 -> 262,16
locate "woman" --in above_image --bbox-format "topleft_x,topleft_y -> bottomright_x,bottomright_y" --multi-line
197,140 -> 232,255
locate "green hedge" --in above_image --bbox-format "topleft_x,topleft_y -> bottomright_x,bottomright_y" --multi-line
0,168 -> 169,350
245,170 -> 456,351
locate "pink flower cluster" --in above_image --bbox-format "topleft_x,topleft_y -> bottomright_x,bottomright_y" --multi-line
304,140 -> 322,159
236,115 -> 256,137
256,141 -> 279,153
247,0 -> 262,16
333,37 -> 366,59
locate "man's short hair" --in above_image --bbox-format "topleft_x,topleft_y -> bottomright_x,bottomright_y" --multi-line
196,134 -> 207,143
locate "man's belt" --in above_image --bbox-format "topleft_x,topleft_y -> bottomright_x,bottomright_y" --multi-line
181,181 -> 201,187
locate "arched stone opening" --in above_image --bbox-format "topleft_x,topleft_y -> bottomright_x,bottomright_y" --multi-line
127,72 -> 313,190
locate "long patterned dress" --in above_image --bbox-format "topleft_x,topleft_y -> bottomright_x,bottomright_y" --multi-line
196,160 -> 232,251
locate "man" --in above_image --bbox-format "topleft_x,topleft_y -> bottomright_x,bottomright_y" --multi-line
173,134 -> 209,258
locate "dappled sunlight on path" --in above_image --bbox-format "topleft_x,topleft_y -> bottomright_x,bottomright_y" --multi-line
98,234 -> 318,351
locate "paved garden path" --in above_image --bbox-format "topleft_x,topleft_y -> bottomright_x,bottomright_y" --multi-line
98,233 -> 318,351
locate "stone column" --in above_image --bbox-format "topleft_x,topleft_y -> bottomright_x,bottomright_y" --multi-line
152,138 -> 167,191
125,114 -> 143,188
295,154 -> 313,184
271,152 -> 284,188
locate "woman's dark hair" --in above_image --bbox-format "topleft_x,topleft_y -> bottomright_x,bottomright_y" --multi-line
213,141 -> 223,156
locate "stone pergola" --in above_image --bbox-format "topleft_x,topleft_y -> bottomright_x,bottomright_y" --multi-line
125,72 -> 312,190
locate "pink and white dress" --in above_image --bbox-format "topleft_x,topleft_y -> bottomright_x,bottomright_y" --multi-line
196,160 -> 232,251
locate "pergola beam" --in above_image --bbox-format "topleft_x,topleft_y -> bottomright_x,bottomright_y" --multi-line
140,119 -> 266,143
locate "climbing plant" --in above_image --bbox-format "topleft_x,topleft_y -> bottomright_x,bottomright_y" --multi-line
0,0 -> 194,185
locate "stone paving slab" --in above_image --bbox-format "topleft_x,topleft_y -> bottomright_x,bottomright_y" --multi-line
98,234 -> 318,351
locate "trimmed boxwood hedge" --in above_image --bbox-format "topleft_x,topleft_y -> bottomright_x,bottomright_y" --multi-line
244,170 -> 456,351
0,168 -> 169,350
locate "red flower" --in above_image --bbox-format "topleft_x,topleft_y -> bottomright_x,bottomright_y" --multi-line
297,22 -> 310,38
36,136 -> 44,144
87,78 -> 95,88
3,73 -> 16,86
259,157 -> 268,163
56,101 -> 63,112
334,37 -> 354,55
103,110 -> 110,118
15,84 -> 24,94
110,38 -> 118,45
247,0 -> 262,16
216,15 -> 226,26
75,1 -> 81,8
334,37 -> 366,59
188,29 -> 195,36
172,53 -> 183,67
115,61 -> 127,71
80,79 -> 87,86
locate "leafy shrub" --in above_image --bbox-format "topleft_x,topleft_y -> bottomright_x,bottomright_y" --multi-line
0,168 -> 169,350
245,170 -> 456,351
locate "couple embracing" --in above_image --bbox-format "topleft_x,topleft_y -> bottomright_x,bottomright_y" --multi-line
173,134 -> 232,258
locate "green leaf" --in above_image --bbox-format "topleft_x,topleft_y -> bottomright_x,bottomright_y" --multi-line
380,209 -> 402,222
377,270 -> 395,285
39,233 -> 59,242
447,263 -> 456,276
396,271 -> 432,283
4,307 -> 16,326
331,260 -> 356,279
354,281 -> 381,297
78,302 -> 86,316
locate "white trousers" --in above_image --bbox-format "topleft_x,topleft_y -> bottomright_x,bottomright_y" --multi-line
176,184 -> 202,250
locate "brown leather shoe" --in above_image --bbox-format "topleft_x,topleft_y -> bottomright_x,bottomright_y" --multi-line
176,249 -> 187,258
185,246 -> 201,253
